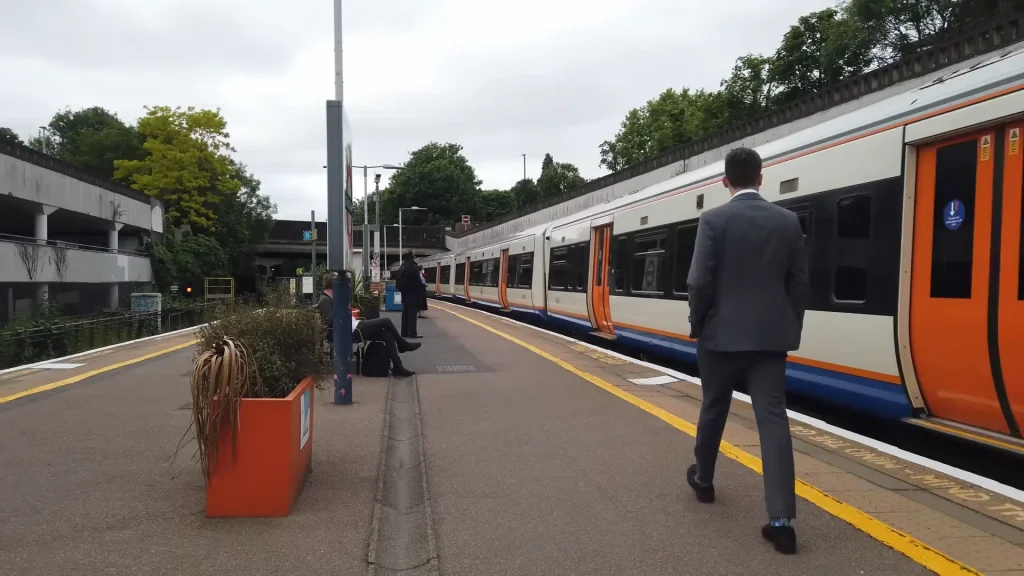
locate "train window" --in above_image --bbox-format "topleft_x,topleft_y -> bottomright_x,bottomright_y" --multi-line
833,194 -> 871,303
631,233 -> 667,294
612,237 -> 627,292
570,242 -> 590,292
837,194 -> 871,238
441,265 -> 451,283
673,224 -> 698,295
455,263 -> 466,284
423,267 -> 437,283
470,261 -> 484,286
931,140 -> 977,299
489,256 -> 501,284
834,266 -> 868,302
515,253 -> 533,289
549,247 -> 569,290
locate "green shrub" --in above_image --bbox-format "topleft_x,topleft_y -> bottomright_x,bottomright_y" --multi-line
195,298 -> 331,398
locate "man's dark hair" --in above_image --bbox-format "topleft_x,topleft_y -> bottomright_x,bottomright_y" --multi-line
322,273 -> 333,291
724,147 -> 762,189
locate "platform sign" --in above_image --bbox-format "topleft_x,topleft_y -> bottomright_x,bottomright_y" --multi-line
302,275 -> 314,294
299,389 -> 310,449
981,135 -> 992,161
1011,128 -> 1020,156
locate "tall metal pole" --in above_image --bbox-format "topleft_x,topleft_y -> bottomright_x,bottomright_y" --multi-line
310,209 -> 316,287
328,0 -> 352,405
362,166 -> 370,289
383,225 -> 388,278
522,153 -> 526,181
398,209 -> 403,264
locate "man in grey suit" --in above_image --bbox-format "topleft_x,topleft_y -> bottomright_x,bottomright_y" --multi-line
685,147 -> 809,555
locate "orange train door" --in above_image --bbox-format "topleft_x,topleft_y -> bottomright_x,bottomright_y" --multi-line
910,127 -> 1021,437
586,225 -> 615,338
435,264 -> 442,296
464,257 -> 472,302
998,124 -> 1024,434
499,249 -> 511,310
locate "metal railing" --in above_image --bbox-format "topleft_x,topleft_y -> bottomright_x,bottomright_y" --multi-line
0,232 -> 148,257
0,303 -> 224,370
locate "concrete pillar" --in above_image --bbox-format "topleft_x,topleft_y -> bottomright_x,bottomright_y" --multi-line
109,283 -> 119,310
108,227 -> 119,252
33,205 -> 57,307
34,212 -> 48,244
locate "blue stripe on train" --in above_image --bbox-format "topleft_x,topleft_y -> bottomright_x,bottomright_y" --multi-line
599,324 -> 913,421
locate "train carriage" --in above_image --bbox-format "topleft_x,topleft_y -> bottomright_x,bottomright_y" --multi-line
422,42 -> 1024,451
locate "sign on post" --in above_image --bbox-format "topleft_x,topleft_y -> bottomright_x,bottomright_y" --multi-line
461,215 -> 470,224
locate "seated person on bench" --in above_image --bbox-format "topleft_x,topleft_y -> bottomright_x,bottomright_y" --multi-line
317,273 -> 421,378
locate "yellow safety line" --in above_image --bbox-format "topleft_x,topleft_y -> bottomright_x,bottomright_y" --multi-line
435,302 -> 980,575
0,340 -> 197,405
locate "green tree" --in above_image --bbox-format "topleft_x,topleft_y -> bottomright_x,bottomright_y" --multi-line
845,0 -> 958,64
40,107 -> 145,178
114,106 -> 241,229
598,88 -> 729,171
210,162 -> 277,276
537,154 -> 586,199
381,142 -> 482,225
769,8 -> 876,105
510,178 -> 540,208
149,217 -> 228,291
0,127 -> 23,145
719,54 -> 778,124
480,188 -> 518,221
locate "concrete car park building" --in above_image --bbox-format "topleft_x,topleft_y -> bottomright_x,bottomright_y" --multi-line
0,141 -> 163,324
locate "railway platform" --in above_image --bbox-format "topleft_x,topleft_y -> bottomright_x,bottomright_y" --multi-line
1,305 -> 1022,575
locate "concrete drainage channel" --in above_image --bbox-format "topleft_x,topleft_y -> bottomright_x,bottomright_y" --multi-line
367,375 -> 440,576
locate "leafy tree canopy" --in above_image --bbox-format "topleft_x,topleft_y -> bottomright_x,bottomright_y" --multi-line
0,127 -> 23,145
537,153 -> 586,199
599,0 -> 1011,172
381,142 -> 482,226
35,107 -> 145,178
114,106 -> 241,229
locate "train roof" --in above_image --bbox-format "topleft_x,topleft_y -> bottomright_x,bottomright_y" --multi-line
420,41 -> 1024,263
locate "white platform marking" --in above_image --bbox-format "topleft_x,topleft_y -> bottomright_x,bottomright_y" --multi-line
35,363 -> 85,370
629,375 -> 679,386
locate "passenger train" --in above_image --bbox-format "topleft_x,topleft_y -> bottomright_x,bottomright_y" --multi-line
418,43 -> 1024,453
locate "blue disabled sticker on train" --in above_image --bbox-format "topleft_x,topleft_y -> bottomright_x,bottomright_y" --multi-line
943,199 -> 966,230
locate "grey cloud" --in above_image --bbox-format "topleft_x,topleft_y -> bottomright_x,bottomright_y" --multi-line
1,0 -> 840,222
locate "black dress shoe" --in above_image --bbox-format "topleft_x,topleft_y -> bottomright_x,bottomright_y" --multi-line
403,342 -> 422,352
686,464 -> 715,503
408,335 -> 423,339
392,367 -> 416,378
761,524 -> 797,554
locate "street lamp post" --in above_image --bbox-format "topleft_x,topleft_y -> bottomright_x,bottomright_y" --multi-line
521,153 -> 526,181
398,206 -> 426,264
352,163 -> 403,287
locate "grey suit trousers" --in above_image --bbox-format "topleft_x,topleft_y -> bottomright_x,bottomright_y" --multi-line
694,344 -> 797,519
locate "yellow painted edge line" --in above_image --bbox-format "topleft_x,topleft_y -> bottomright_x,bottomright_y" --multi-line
909,418 -> 1024,455
435,303 -> 981,576
0,340 -> 197,405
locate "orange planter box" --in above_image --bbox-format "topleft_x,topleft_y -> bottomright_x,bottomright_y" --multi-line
205,376 -> 315,518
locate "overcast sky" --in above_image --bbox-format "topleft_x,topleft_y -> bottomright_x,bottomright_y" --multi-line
1,0 -> 836,221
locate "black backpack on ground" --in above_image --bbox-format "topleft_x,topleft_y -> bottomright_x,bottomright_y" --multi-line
357,340 -> 391,377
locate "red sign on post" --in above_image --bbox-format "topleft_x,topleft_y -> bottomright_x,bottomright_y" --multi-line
461,215 -> 470,224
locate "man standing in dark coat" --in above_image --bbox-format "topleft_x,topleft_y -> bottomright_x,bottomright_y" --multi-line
396,251 -> 423,339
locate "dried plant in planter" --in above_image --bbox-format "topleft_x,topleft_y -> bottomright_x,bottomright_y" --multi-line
174,300 -> 333,482
184,336 -> 262,486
